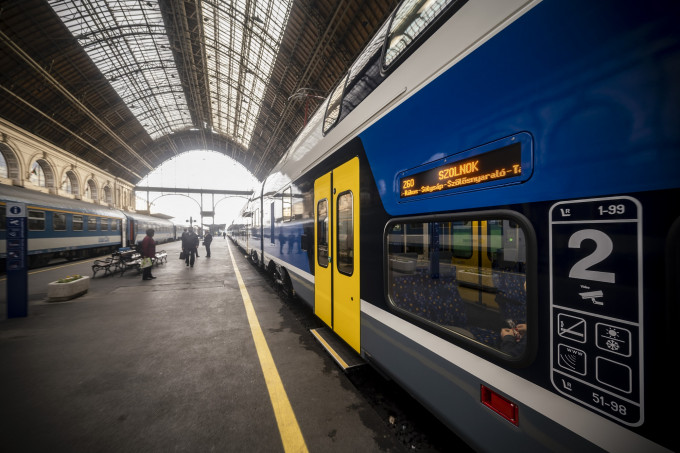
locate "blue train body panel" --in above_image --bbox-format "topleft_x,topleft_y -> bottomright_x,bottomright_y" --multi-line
360,0 -> 680,215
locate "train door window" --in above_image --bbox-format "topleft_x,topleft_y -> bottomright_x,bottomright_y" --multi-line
382,0 -> 468,73
28,210 -> 45,231
317,198 -> 329,267
88,216 -> 97,231
323,74 -> 349,135
73,215 -> 83,231
386,215 -> 531,361
336,191 -> 354,275
53,212 -> 66,231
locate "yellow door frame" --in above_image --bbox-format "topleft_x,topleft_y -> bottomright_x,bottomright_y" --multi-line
313,157 -> 361,353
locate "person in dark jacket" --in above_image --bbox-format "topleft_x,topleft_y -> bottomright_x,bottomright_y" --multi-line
140,228 -> 156,280
204,231 -> 213,258
182,228 -> 199,267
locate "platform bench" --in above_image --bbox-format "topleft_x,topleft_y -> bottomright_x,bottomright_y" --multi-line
154,250 -> 168,265
119,253 -> 142,276
92,257 -> 116,278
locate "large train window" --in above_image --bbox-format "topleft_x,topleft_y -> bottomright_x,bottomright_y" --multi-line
111,219 -> 119,231
87,216 -> 97,231
386,214 -> 532,361
336,191 -> 354,275
323,74 -> 348,135
53,212 -> 66,231
28,210 -> 44,231
339,21 -> 390,123
73,215 -> 83,231
382,0 -> 468,74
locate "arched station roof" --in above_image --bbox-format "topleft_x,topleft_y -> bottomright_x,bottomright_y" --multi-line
0,0 -> 397,183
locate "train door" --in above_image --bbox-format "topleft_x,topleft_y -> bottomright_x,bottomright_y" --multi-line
121,217 -> 127,248
314,157 -> 360,353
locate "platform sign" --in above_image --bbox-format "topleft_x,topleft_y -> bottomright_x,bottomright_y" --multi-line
549,196 -> 643,426
6,202 -> 28,318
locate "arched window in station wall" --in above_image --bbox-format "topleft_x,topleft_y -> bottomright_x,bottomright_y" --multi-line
0,143 -> 20,180
29,159 -> 54,188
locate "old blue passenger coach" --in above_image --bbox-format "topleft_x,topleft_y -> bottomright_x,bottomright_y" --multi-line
1,185 -> 176,267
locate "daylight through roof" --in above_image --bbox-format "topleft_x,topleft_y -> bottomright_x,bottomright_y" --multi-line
49,0 -> 292,148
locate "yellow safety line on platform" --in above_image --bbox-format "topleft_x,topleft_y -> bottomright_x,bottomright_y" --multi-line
227,242 -> 308,453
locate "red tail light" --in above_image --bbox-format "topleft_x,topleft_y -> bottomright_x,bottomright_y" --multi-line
481,385 -> 519,425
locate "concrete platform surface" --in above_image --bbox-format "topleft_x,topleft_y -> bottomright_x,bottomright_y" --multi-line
0,239 -> 443,453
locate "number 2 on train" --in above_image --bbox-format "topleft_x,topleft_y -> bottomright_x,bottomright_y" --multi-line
567,229 -> 616,284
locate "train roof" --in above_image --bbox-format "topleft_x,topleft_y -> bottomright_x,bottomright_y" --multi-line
0,184 -> 125,218
125,210 -> 175,226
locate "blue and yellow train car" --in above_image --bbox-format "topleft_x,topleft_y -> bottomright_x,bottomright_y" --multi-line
232,0 -> 679,450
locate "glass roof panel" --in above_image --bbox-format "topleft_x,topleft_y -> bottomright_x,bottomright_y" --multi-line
49,0 -> 191,139
204,0 -> 292,148
49,0 -> 292,149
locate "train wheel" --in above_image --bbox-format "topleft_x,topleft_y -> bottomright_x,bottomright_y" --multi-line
279,267 -> 295,299
28,254 -> 50,268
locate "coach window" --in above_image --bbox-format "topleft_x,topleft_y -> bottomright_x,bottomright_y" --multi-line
383,0 -> 467,71
317,199 -> 329,267
336,191 -> 354,275
101,218 -> 109,231
386,216 -> 530,360
28,210 -> 45,230
53,212 -> 66,231
87,216 -> 97,231
73,215 -> 83,231
111,219 -> 119,231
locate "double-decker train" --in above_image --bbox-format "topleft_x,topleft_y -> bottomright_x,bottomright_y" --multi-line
1,184 -> 176,269
230,0 -> 679,451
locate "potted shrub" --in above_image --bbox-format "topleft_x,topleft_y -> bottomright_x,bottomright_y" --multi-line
47,274 -> 90,302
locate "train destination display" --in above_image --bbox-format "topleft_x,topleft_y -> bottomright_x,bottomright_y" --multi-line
400,142 -> 522,198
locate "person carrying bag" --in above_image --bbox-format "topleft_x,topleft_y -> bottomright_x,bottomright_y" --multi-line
140,229 -> 157,280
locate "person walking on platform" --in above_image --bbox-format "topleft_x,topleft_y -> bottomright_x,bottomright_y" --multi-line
203,231 -> 213,258
140,228 -> 156,280
182,228 -> 199,267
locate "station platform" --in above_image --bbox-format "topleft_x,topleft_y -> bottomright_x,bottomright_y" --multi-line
0,239 -> 453,452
